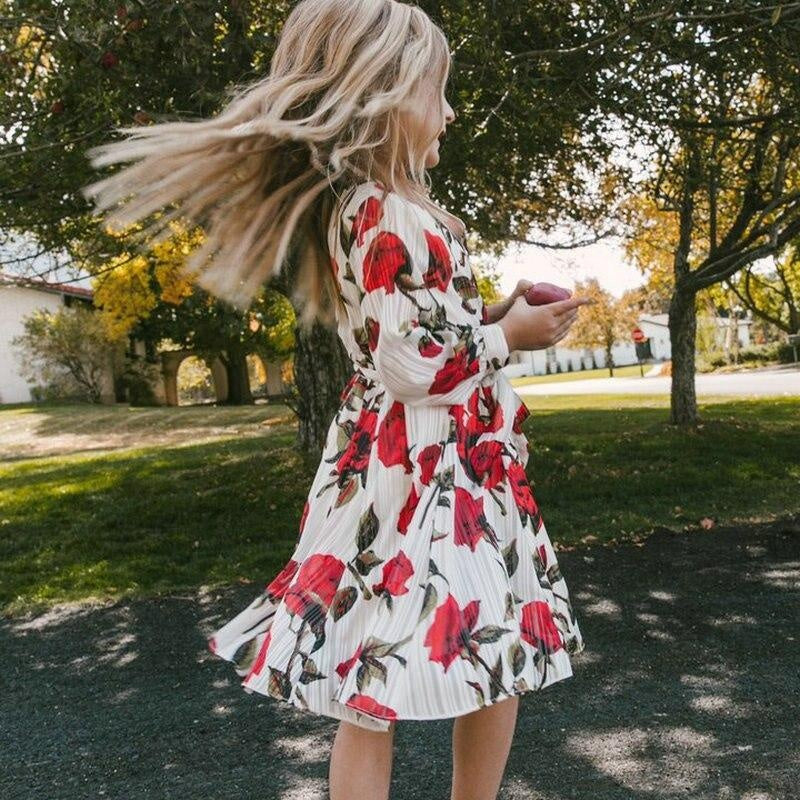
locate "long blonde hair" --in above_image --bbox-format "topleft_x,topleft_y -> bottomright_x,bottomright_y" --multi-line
81,0 -> 463,328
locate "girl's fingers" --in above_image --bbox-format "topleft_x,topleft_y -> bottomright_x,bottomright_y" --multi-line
550,296 -> 594,316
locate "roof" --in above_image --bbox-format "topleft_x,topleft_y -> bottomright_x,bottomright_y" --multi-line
0,270 -> 93,300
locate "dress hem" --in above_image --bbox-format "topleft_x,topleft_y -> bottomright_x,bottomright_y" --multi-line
209,634 -> 578,732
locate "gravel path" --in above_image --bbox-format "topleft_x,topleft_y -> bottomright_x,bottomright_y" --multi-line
2,515 -> 798,800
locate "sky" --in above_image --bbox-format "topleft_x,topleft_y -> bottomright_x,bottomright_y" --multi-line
490,235 -> 647,301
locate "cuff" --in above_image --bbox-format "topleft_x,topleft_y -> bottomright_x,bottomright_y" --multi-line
479,322 -> 511,368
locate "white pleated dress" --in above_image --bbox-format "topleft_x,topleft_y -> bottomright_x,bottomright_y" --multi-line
206,179 -> 585,731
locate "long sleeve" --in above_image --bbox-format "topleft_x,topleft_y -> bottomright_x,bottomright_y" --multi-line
338,188 -> 510,407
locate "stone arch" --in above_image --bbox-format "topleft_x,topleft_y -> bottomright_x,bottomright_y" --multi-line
160,349 -> 229,406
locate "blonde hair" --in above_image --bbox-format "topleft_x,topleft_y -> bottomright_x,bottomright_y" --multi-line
81,0 -> 463,328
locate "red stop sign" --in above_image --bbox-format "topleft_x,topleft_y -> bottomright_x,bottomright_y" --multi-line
631,327 -> 645,343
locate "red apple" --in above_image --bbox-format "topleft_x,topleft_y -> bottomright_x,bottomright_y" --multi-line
525,281 -> 572,305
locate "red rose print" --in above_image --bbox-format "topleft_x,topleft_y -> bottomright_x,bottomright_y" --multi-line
335,643 -> 364,680
284,554 -> 346,619
371,550 -> 414,596
362,231 -> 412,293
417,443 -> 442,485
352,196 -> 383,247
454,486 -> 492,551
377,401 -> 412,472
429,348 -> 480,395
506,461 -> 540,524
537,543 -> 548,567
418,333 -> 444,358
397,483 -> 420,534
422,230 -> 453,291
520,600 -> 563,654
339,372 -> 360,402
512,399 -> 531,434
467,386 -> 504,435
266,559 -> 300,600
244,630 -> 272,680
449,405 -> 469,461
205,181 -> 587,720
337,407 -> 378,476
468,440 -> 505,490
423,593 -> 481,671
365,317 -> 380,351
298,500 -> 310,539
346,693 -> 398,720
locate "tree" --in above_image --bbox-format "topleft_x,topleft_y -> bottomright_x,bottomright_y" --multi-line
0,0 -> 625,452
562,278 -> 631,376
6,1 -> 799,438
11,304 -> 116,403
608,7 -> 800,425
89,220 -> 295,405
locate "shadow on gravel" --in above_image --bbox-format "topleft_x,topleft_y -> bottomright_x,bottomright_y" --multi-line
2,515 -> 798,800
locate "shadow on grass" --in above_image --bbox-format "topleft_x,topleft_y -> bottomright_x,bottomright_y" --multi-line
0,401 -> 295,462
1,516 -> 797,799
0,431 -> 315,615
2,397 -> 798,616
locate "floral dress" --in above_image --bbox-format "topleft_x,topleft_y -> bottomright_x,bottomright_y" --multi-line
206,179 -> 585,731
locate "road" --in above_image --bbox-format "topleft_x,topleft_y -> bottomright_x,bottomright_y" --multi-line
2,515 -> 798,800
514,365 -> 800,396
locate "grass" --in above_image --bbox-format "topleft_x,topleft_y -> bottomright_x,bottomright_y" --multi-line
1,395 -> 798,616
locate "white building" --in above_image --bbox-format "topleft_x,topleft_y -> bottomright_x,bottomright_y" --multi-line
0,271 -> 113,404
504,312 -> 752,378
1,271 -> 284,406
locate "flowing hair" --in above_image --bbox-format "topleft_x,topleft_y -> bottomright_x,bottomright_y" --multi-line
81,0 -> 463,327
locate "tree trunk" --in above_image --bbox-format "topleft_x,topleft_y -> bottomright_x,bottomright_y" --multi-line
291,319 -> 352,458
221,348 -> 253,405
606,346 -> 614,377
668,287 -> 700,426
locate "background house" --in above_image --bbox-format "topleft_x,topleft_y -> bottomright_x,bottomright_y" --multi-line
503,311 -> 752,378
0,271 -> 119,404
1,271 -> 288,406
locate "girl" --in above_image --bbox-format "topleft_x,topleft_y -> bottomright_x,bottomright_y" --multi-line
82,1 -> 589,798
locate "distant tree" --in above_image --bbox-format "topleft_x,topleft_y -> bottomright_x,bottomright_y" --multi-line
562,278 -> 630,377
724,242 -> 800,336
12,304 -> 116,402
90,221 -> 295,405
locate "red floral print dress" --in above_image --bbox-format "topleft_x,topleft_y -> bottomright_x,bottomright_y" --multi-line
206,179 -> 585,731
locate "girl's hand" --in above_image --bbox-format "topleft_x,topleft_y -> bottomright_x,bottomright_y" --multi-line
484,279 -> 536,323
510,278 -> 535,303
497,294 -> 595,352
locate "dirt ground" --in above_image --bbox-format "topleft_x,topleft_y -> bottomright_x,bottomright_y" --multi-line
2,514 -> 798,800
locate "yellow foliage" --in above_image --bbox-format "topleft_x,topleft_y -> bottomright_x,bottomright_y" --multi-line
91,220 -> 204,341
619,193 -> 677,298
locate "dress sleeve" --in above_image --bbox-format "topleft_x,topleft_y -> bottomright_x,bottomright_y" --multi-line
338,188 -> 511,407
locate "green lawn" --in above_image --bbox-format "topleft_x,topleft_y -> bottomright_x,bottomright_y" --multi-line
1,395 -> 798,616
